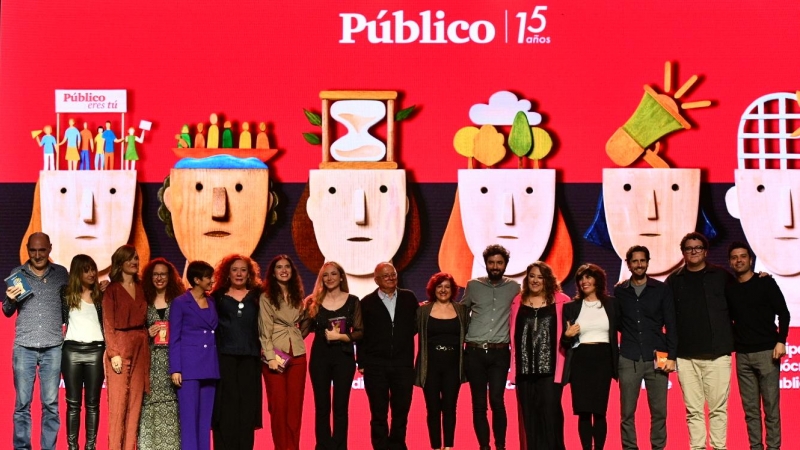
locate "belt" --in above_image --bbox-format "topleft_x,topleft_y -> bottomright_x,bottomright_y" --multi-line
466,342 -> 509,350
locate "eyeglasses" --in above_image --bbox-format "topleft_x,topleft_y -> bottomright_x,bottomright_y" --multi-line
379,273 -> 398,280
152,272 -> 169,279
682,246 -> 706,254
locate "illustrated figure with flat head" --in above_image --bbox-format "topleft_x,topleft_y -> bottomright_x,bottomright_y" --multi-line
93,126 -> 105,171
295,91 -> 420,298
101,121 -> 118,170
60,118 -> 81,171
35,125 -> 58,171
20,153 -> 151,277
439,91 -> 572,287
726,91 -> 800,325
586,62 -> 715,281
160,154 -> 274,280
80,122 -> 94,170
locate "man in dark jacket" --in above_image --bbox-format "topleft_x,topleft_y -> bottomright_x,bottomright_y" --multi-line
666,232 -> 734,450
727,241 -> 789,450
359,262 -> 419,450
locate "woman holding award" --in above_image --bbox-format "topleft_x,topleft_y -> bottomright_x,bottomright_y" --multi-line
258,254 -> 307,450
138,258 -> 183,450
169,260 -> 219,450
561,263 -> 618,450
60,254 -> 104,450
303,261 -> 363,450
211,254 -> 263,450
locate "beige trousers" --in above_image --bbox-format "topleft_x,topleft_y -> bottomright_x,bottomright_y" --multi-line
677,355 -> 732,450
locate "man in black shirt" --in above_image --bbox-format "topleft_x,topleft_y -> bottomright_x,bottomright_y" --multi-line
614,245 -> 676,450
666,232 -> 734,450
727,241 -> 789,450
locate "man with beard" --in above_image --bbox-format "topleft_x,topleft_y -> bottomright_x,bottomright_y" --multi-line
726,241 -> 789,450
614,245 -> 677,450
667,232 -> 735,450
462,244 -> 520,450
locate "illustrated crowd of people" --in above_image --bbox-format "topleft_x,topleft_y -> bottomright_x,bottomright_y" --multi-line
3,232 -> 789,450
35,120 -> 145,171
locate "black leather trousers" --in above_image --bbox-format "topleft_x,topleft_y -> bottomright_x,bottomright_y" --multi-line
61,341 -> 105,450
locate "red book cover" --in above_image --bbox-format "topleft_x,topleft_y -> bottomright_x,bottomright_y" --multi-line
154,321 -> 169,345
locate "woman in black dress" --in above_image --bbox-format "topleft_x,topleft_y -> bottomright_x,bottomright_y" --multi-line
211,254 -> 263,450
414,272 -> 468,450
561,263 -> 618,450
303,261 -> 363,450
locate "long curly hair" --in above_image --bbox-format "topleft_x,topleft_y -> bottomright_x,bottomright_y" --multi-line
142,258 -> 184,305
425,272 -> 458,303
573,263 -> 610,306
109,245 -> 140,283
64,255 -> 102,311
211,254 -> 262,299
305,261 -> 349,319
263,254 -> 304,310
521,261 -> 561,305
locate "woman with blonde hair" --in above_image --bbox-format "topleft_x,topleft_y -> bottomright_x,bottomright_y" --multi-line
61,254 -> 104,450
211,254 -> 263,450
138,258 -> 184,450
303,261 -> 363,449
103,245 -> 150,450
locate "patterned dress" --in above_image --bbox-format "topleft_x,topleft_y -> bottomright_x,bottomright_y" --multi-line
138,304 -> 180,449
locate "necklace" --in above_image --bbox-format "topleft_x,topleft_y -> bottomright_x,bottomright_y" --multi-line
583,299 -> 602,309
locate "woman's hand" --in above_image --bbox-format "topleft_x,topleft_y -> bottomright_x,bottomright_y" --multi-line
565,320 -> 581,338
325,328 -> 344,342
267,359 -> 281,372
111,356 -> 123,374
147,324 -> 161,337
171,373 -> 182,387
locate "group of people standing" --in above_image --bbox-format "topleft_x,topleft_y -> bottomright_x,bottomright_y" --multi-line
3,231 -> 790,450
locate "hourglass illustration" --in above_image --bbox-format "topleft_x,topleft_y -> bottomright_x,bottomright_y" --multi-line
330,100 -> 386,161
318,91 -> 399,169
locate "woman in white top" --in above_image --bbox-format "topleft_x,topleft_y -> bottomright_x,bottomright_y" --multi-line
561,263 -> 618,450
60,254 -> 105,450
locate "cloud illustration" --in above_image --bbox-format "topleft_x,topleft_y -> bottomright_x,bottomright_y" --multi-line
469,91 -> 542,126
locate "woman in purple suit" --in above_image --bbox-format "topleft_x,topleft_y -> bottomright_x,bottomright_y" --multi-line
169,261 -> 219,450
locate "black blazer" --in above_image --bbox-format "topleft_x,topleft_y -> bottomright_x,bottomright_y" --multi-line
561,297 -> 619,383
358,288 -> 419,368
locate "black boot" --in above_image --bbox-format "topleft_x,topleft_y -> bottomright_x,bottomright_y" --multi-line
65,396 -> 80,450
84,401 -> 99,450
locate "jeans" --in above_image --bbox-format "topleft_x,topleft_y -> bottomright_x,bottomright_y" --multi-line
12,344 -> 62,450
465,346 -> 510,449
736,350 -> 781,450
619,356 -> 668,450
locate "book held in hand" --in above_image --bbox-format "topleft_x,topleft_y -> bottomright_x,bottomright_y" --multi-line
154,321 -> 169,345
653,350 -> 669,371
328,316 -> 347,334
5,271 -> 33,301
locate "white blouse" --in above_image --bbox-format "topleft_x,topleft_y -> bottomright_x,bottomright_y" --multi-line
575,300 -> 609,344
65,300 -> 104,343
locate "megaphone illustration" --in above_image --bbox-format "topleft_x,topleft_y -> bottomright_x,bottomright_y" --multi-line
31,130 -> 43,139
606,85 -> 691,168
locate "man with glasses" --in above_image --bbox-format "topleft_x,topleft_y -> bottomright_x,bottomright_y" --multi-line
462,244 -> 520,450
358,262 -> 419,450
666,232 -> 735,450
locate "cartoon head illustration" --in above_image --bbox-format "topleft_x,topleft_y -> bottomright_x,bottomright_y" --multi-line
20,170 -> 150,273
160,155 -> 273,269
439,91 -> 572,285
585,62 -> 715,281
726,92 -> 800,277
